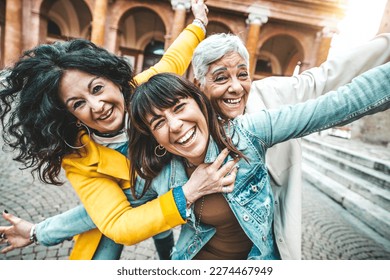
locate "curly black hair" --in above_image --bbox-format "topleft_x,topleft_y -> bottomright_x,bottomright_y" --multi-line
0,39 -> 134,185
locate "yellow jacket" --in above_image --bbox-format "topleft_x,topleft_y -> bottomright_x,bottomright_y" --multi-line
63,24 -> 205,259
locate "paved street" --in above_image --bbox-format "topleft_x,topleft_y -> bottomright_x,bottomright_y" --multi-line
0,137 -> 389,260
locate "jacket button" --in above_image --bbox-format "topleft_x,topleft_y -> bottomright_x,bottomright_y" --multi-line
262,236 -> 267,241
243,214 -> 250,221
275,200 -> 278,205
251,185 -> 258,192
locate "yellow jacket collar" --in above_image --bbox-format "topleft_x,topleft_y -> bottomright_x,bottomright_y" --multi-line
64,133 -> 130,181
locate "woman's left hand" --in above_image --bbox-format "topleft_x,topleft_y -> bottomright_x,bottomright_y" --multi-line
0,211 -> 34,254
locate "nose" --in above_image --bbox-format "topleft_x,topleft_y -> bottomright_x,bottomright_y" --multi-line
168,116 -> 183,132
228,77 -> 244,94
88,97 -> 104,113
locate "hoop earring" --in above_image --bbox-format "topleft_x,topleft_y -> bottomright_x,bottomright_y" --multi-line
63,122 -> 91,150
154,144 -> 167,157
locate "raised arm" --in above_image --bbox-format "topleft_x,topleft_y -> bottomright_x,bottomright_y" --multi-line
246,33 -> 390,111
134,0 -> 208,84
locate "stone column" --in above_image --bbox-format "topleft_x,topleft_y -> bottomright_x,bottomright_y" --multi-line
4,0 -> 23,66
245,12 -> 268,77
166,0 -> 191,48
315,27 -> 336,66
91,0 -> 108,46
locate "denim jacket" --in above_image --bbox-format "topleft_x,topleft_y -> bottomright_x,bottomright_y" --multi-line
35,62 -> 390,258
130,134 -> 278,260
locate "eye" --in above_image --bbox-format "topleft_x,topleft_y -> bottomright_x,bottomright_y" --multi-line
92,85 -> 103,94
153,119 -> 166,130
72,100 -> 85,110
214,74 -> 228,83
174,102 -> 185,112
238,71 -> 249,79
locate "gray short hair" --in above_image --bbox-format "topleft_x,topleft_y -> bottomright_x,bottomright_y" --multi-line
192,33 -> 249,86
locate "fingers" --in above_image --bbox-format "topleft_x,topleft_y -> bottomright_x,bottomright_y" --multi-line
209,148 -> 230,170
2,211 -> 19,226
219,166 -> 238,194
191,0 -> 209,26
216,158 -> 239,179
0,228 -> 12,254
0,241 -> 14,254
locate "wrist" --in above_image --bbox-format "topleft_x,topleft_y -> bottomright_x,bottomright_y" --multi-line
29,224 -> 40,245
182,183 -> 198,208
192,18 -> 207,35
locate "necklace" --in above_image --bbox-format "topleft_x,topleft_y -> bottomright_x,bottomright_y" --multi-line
187,196 -> 205,255
93,128 -> 125,138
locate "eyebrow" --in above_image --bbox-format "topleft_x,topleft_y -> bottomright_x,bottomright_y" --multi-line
64,76 -> 100,106
211,63 -> 248,75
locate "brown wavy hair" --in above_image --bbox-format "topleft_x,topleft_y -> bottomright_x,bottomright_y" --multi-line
128,73 -> 244,197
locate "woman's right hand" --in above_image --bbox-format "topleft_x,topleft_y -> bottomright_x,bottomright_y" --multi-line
191,0 -> 209,27
0,211 -> 34,254
182,148 -> 238,205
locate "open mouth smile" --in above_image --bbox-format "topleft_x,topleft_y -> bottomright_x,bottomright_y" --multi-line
223,97 -> 242,106
97,107 -> 113,121
176,127 -> 196,146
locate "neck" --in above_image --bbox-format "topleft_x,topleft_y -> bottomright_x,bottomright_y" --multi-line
93,127 -> 125,138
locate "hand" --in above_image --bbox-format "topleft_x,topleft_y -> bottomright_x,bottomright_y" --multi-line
0,211 -> 34,254
191,0 -> 209,26
183,148 -> 238,204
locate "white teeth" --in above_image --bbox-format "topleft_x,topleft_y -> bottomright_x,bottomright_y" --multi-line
177,128 -> 195,144
99,108 -> 113,120
224,97 -> 241,104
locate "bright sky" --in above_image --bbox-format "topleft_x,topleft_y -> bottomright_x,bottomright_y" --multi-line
329,0 -> 387,56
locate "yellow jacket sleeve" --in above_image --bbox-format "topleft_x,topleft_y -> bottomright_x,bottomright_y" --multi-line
62,137 -> 185,259
134,23 -> 205,84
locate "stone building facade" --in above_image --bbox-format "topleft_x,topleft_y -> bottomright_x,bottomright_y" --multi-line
2,0 -> 387,145
349,0 -> 390,146
0,0 -> 347,77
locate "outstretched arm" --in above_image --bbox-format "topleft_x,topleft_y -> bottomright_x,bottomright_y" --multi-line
244,62 -> 390,147
246,33 -> 390,111
0,149 -> 237,255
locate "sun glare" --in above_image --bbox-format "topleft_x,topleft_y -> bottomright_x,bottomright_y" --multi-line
329,0 -> 387,56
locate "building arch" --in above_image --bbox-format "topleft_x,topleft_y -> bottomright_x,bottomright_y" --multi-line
254,28 -> 307,79
207,20 -> 232,35
30,0 -> 92,44
106,1 -> 172,53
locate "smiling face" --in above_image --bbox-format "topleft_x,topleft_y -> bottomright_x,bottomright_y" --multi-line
198,52 -> 251,120
58,69 -> 125,134
146,97 -> 209,166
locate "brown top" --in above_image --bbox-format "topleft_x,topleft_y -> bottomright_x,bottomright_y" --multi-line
192,193 -> 253,260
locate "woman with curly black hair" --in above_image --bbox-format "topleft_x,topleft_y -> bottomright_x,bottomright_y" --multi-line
0,0 -> 237,260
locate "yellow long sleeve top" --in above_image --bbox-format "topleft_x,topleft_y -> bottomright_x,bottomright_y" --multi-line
62,24 -> 205,260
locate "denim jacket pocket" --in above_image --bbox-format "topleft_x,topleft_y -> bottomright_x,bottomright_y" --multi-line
233,170 -> 272,225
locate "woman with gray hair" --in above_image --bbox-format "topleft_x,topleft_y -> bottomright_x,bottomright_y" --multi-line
189,32 -> 390,259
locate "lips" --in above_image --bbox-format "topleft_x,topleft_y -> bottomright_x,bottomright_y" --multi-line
97,107 -> 113,121
176,127 -> 196,146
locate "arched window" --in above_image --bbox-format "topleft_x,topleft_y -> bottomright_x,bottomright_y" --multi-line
142,40 -> 164,70
255,58 -> 272,74
48,20 -> 61,37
